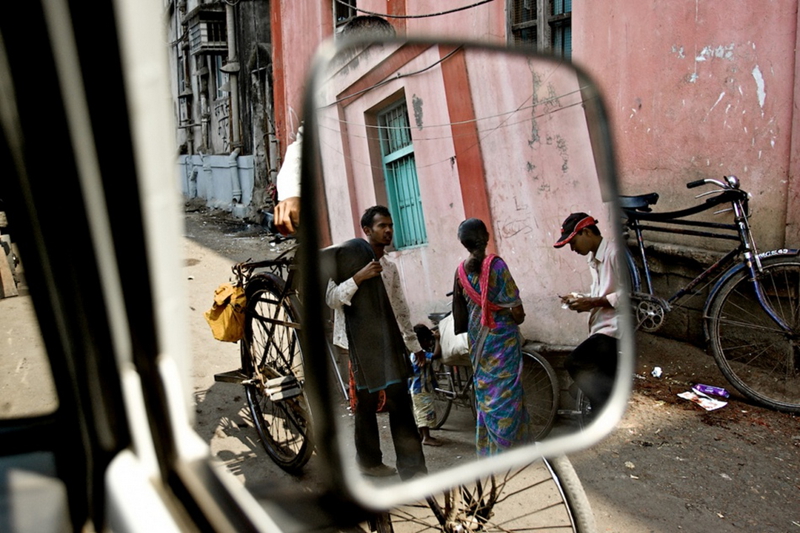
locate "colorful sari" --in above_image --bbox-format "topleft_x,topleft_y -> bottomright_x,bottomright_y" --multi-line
457,255 -> 530,456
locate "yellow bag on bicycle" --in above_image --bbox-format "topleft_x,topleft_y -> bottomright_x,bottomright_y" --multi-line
204,282 -> 247,342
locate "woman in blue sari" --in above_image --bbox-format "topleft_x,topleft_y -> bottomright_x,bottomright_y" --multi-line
452,218 -> 530,456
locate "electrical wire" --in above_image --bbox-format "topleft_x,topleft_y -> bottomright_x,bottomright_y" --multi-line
335,0 -> 496,19
315,94 -> 592,173
311,45 -> 590,175
322,47 -> 462,107
318,85 -> 588,135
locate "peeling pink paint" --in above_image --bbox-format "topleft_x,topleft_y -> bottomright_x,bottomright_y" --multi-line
752,65 -> 766,110
575,1 -> 797,249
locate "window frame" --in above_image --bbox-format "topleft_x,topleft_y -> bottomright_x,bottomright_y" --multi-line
508,0 -> 572,58
375,98 -> 428,250
212,54 -> 229,100
334,0 -> 358,33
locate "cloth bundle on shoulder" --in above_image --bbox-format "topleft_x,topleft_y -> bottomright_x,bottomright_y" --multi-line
204,282 -> 247,342
438,313 -> 471,366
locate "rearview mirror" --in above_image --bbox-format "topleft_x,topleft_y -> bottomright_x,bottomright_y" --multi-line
297,37 -> 635,508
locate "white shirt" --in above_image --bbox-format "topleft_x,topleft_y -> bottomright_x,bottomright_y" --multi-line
276,126 -> 302,201
326,254 -> 422,354
587,237 -> 622,338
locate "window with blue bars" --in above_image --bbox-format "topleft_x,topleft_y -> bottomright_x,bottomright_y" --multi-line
510,0 -> 571,59
553,0 -> 572,15
551,0 -> 572,59
377,101 -> 427,249
334,0 -> 357,32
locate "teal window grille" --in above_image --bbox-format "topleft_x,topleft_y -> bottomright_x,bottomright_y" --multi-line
510,0 -> 572,59
553,0 -> 572,14
510,0 -> 537,46
377,101 -> 427,249
551,0 -> 572,59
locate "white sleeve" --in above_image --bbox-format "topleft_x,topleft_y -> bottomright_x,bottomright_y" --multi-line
325,277 -> 358,310
276,126 -> 303,201
382,261 -> 423,353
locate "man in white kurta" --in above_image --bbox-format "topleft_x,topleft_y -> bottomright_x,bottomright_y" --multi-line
324,206 -> 427,480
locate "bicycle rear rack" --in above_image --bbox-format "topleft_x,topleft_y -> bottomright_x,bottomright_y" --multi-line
213,370 -> 302,401
214,368 -> 252,385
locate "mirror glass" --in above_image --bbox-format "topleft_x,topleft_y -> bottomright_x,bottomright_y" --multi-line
304,39 -> 633,500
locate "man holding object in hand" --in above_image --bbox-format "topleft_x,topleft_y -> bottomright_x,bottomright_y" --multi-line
554,212 -> 622,415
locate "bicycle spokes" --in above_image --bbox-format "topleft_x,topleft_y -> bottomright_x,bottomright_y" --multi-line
387,460 -> 585,532
241,273 -> 312,471
708,258 -> 800,411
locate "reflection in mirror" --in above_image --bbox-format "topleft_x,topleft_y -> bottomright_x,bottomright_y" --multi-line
307,40 -> 632,497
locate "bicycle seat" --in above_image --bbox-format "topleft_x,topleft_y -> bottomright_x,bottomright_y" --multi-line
618,193 -> 659,211
428,311 -> 451,324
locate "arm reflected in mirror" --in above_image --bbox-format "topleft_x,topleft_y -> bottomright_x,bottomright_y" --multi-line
275,126 -> 303,235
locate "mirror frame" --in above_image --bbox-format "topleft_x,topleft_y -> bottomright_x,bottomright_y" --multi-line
297,35 -> 636,509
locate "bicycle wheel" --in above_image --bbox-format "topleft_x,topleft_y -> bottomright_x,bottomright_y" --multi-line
707,256 -> 800,412
383,456 -> 596,532
366,512 -> 394,533
430,358 -> 453,429
575,389 -> 593,430
521,350 -> 559,441
241,273 -> 313,472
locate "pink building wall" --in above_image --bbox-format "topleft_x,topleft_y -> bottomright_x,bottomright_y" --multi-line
574,1 -> 800,249
314,44 -> 610,345
275,1 -> 800,247
274,1 -> 800,344
272,1 -> 507,163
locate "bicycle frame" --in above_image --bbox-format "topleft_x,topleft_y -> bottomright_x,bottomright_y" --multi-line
237,248 -> 301,327
433,364 -> 473,404
237,250 -> 352,404
623,182 -> 794,333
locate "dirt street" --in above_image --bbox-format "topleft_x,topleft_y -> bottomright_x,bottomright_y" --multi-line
572,332 -> 799,532
5,205 -> 795,531
182,205 -> 799,533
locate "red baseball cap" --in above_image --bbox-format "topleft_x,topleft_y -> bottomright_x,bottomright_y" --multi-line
554,213 -> 597,248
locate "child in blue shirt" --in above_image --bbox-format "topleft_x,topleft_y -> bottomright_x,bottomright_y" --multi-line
411,324 -> 443,446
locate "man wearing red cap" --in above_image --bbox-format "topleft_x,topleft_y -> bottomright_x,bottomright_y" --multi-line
554,212 -> 621,415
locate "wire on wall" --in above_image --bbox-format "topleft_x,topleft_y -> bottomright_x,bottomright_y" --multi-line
334,0 -> 496,19
324,47 -> 462,107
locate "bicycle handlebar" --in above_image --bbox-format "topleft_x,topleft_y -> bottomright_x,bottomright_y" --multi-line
686,176 -> 739,191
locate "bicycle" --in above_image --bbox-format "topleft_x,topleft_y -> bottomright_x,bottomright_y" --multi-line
364,455 -> 595,532
427,312 -> 561,442
620,175 -> 800,413
427,311 -> 477,429
213,241 -> 314,472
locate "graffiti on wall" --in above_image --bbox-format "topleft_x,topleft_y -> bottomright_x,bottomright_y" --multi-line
212,99 -> 230,153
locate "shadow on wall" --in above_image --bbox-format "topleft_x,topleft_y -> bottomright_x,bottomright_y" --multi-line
178,154 -> 255,217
